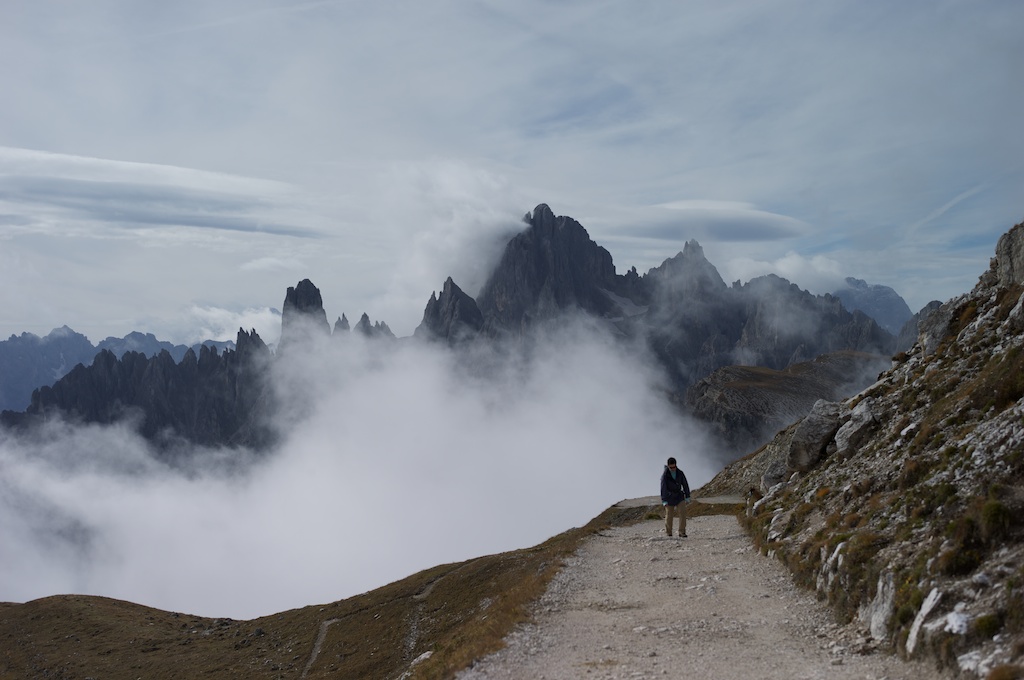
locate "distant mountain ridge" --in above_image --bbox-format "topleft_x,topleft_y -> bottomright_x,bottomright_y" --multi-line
2,214 -> 1021,680
832,277 -> 915,334
2,330 -> 272,449
0,292 -> 395,453
0,328 -> 232,412
418,204 -> 901,395
3,203 -> 923,459
3,218 -> 1022,679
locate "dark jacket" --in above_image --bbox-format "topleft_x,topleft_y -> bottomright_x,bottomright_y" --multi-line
660,466 -> 691,506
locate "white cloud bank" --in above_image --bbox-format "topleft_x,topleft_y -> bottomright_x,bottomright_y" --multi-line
0,321 -> 717,619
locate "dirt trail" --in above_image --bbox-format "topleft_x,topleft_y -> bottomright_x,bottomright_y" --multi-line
456,513 -> 948,680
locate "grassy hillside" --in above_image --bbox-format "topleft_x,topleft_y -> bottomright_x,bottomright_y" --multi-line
0,500 -> 740,679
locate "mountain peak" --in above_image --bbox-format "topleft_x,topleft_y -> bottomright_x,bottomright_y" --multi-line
529,203 -> 555,225
476,204 -> 623,333
832,278 -> 912,335
682,239 -> 707,260
280,279 -> 331,348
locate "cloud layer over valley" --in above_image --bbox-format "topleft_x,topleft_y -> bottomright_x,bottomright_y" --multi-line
0,321 -> 716,619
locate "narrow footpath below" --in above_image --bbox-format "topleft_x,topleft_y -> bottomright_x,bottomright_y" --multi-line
456,511 -> 950,680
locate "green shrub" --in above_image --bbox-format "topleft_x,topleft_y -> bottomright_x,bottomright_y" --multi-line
981,500 -> 1013,543
972,613 -> 1003,640
937,547 -> 982,576
898,458 -> 934,489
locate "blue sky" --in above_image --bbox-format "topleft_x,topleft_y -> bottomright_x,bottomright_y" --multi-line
1,0 -> 1022,344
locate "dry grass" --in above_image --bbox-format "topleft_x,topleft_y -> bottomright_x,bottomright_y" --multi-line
1,501 -> 745,679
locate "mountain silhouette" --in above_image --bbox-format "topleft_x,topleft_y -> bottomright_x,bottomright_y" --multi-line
3,204 -> 908,458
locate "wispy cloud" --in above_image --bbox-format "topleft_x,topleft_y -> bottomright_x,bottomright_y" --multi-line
1,1 -> 1022,333
0,175 -> 318,238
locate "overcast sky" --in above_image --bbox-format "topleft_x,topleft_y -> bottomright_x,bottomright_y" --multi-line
2,0 -> 1022,344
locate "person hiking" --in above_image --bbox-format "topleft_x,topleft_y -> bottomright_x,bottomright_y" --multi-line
660,457 -> 691,537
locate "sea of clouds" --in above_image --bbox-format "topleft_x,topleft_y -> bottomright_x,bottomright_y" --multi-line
0,317 -> 717,619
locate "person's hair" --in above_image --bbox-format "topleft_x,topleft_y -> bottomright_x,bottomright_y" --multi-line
667,457 -> 677,466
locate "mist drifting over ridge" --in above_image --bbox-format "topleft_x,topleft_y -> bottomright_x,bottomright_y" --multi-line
1,203 -> 911,619
0,314 -> 717,619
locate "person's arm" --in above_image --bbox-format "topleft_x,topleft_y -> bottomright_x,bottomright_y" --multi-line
681,471 -> 691,500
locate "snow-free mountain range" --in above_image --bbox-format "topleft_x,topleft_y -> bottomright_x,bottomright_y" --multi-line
3,207 -> 1024,679
3,204 -> 921,459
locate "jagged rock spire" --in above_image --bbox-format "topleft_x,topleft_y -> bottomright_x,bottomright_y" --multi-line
279,279 -> 330,350
414,277 -> 484,345
475,203 -> 625,334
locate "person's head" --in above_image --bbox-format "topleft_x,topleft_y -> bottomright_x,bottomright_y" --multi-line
667,457 -> 677,469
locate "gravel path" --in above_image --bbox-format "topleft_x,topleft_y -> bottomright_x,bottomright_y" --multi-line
456,514 -> 947,680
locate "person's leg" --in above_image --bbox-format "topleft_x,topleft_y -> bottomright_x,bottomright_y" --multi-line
665,505 -> 675,535
679,502 -> 687,537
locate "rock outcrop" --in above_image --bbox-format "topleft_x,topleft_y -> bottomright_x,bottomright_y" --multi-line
785,399 -> 842,471
895,300 -> 942,354
995,220 -> 1024,287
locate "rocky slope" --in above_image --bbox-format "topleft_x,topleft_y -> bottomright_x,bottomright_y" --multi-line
704,219 -> 1024,677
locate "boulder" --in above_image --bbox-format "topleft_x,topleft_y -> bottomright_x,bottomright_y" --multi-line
787,400 -> 842,471
859,570 -> 896,641
760,459 -> 788,493
895,301 -> 942,353
834,397 -> 879,459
